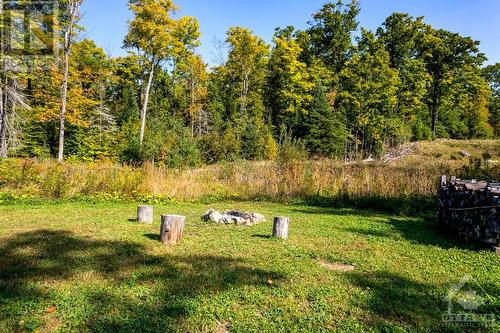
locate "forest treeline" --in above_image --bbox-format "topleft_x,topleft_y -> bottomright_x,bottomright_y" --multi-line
0,0 -> 499,166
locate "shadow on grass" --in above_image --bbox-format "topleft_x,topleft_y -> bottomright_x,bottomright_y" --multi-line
343,217 -> 491,251
386,217 -> 491,251
0,229 -> 285,332
292,205 -> 488,251
143,233 -> 159,241
298,194 -> 435,216
346,270 -> 443,329
252,234 -> 272,239
345,270 -> 498,332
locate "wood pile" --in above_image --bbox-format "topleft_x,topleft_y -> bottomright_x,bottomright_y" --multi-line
438,176 -> 500,250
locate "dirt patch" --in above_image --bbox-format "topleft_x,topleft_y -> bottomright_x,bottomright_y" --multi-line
317,260 -> 356,272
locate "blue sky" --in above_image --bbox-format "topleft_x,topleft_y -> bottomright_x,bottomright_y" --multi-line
81,0 -> 500,67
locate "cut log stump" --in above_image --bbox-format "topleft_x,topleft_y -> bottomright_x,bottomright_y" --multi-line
160,215 -> 186,245
137,205 -> 153,224
273,217 -> 289,240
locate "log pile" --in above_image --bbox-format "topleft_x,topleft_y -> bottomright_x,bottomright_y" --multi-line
438,176 -> 500,250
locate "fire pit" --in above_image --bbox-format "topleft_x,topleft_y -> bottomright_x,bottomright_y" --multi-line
202,209 -> 266,226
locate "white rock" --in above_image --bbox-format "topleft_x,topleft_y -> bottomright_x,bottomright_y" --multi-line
210,210 -> 224,224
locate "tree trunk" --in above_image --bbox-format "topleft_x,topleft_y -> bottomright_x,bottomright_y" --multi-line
430,75 -> 441,139
431,99 -> 438,139
57,0 -> 81,161
190,68 -> 195,138
0,85 -> 6,158
160,215 -> 185,245
240,71 -> 250,116
57,45 -> 70,162
137,205 -> 154,224
273,217 -> 289,240
140,62 -> 155,146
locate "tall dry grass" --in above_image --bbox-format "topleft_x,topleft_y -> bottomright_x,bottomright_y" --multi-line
0,158 -> 446,203
0,140 -> 497,212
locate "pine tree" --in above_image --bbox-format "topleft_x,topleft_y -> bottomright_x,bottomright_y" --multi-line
305,82 -> 345,157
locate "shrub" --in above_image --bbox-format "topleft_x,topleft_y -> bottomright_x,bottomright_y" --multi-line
458,154 -> 500,181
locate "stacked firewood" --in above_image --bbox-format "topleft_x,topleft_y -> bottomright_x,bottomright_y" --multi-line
438,176 -> 500,248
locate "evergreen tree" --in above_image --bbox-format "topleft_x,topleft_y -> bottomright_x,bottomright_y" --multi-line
305,82 -> 345,157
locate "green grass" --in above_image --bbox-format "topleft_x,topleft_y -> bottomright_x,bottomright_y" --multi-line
0,201 -> 498,332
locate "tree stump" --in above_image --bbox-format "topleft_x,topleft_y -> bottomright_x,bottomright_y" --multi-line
273,217 -> 289,240
137,205 -> 153,224
160,215 -> 186,245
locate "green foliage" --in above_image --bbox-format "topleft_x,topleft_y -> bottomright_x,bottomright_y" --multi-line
483,63 -> 500,137
458,154 -> 500,181
131,191 -> 178,204
277,136 -> 308,164
3,0 -> 498,164
339,29 -> 400,157
241,119 -> 264,160
305,82 -> 346,157
263,133 -> 279,160
307,0 -> 360,76
266,31 -> 313,131
119,115 -> 201,167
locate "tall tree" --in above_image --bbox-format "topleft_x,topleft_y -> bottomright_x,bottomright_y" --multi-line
305,82 -> 345,157
483,63 -> 500,137
338,29 -> 400,157
224,27 -> 269,118
57,0 -> 84,161
266,29 -> 314,133
418,28 -> 486,138
28,40 -> 111,159
57,0 -> 83,162
307,0 -> 360,78
124,0 -> 200,145
0,4 -> 34,157
377,13 -> 431,140
175,54 -> 208,137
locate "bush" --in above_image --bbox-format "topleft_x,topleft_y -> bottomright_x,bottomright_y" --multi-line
277,137 -> 308,164
457,153 -> 499,181
119,116 -> 201,168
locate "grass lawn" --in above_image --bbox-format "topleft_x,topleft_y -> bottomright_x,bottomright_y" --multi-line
0,201 -> 498,332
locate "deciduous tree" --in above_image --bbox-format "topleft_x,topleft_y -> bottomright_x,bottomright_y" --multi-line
124,0 -> 200,145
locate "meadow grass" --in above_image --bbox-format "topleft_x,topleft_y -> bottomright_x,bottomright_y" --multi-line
0,201 -> 498,332
1,140 -> 498,215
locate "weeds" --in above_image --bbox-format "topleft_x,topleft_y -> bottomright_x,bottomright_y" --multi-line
0,140 -> 498,213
